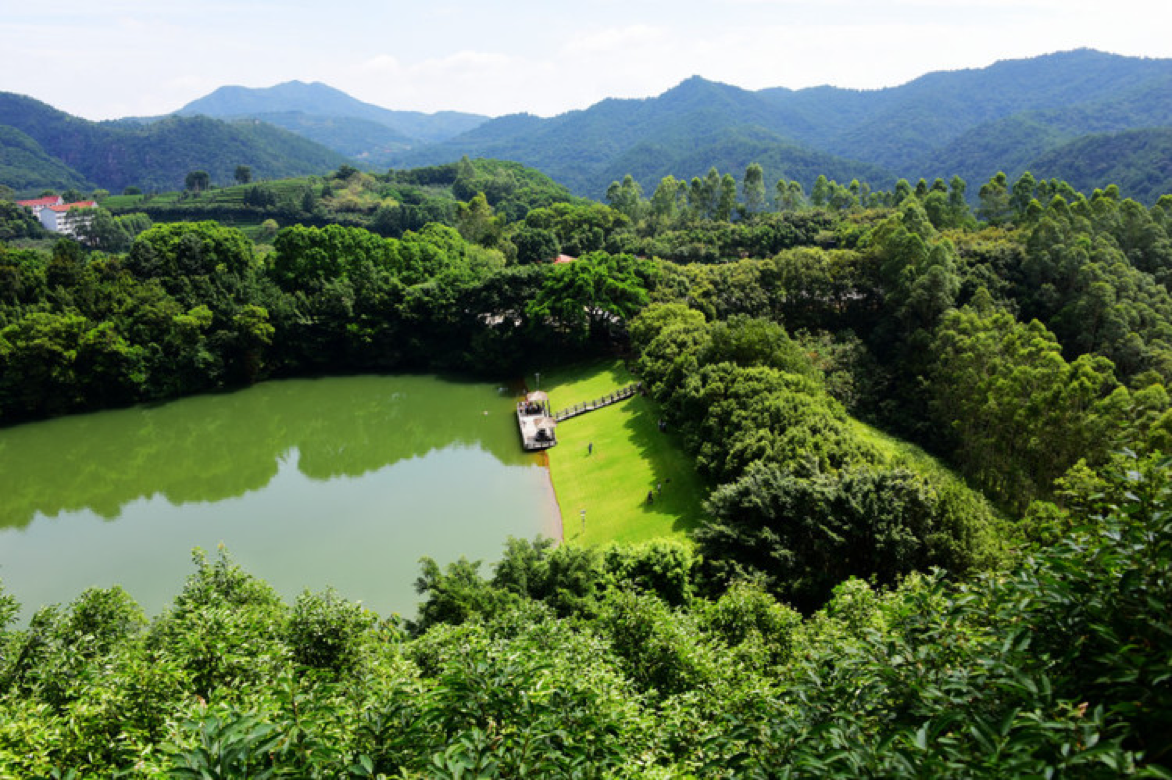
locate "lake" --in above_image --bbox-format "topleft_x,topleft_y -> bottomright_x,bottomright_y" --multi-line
0,375 -> 560,624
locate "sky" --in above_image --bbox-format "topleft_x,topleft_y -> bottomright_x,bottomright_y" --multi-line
1,0 -> 1170,121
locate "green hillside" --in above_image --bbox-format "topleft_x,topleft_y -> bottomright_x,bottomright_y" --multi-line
599,125 -> 895,198
396,77 -> 883,197
821,49 -> 1172,171
393,49 -> 1172,201
913,73 -> 1172,195
1025,127 -> 1172,204
912,114 -> 1077,191
97,158 -> 576,241
0,125 -> 91,192
243,111 -> 416,164
0,92 -> 350,193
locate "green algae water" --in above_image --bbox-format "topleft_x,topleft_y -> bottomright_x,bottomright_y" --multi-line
0,376 -> 559,623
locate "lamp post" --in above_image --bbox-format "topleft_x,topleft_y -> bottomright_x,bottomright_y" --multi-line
535,372 -> 541,390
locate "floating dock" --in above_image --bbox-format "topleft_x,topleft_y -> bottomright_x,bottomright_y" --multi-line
517,391 -> 557,451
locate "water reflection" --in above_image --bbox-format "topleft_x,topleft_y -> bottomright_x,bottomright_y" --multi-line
0,375 -> 528,529
0,375 -> 556,623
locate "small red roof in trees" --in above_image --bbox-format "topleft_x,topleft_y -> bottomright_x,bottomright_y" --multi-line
554,254 -> 577,264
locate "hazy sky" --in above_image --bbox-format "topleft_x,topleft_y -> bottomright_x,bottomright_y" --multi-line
2,0 -> 1169,120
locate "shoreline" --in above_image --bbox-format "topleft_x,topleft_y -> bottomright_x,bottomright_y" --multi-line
536,449 -> 565,543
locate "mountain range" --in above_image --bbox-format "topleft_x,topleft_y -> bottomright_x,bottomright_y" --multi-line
2,49 -> 1171,203
386,49 -> 1172,201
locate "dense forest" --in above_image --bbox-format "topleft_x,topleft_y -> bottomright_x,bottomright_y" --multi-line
2,160 -> 1172,775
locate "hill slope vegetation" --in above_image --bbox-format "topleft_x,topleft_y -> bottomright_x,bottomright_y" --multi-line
0,92 -> 350,193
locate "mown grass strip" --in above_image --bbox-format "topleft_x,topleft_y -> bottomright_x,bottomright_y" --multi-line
539,359 -> 707,545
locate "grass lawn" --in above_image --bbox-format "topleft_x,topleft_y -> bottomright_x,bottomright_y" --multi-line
538,359 -> 708,546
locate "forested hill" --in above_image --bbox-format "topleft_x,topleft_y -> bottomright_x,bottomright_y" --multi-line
392,75 -> 892,198
210,112 -> 419,167
0,92 -> 350,193
1019,127 -> 1172,205
393,49 -> 1172,201
0,125 -> 92,192
812,49 -> 1172,170
913,73 -> 1172,200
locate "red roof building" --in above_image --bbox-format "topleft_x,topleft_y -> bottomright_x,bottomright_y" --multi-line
38,201 -> 97,236
15,195 -> 63,214
45,201 -> 96,212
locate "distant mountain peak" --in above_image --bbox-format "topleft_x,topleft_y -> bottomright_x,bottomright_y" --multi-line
261,80 -> 347,95
657,75 -> 755,108
180,81 -> 377,117
665,75 -> 731,93
176,82 -> 489,146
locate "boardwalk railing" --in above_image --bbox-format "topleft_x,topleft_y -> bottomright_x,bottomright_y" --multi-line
554,382 -> 642,422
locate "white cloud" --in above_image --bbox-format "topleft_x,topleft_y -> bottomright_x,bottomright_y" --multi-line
561,25 -> 668,56
360,54 -> 405,74
417,50 -> 519,74
341,50 -> 554,116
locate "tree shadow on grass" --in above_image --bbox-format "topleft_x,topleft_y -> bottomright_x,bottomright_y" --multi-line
621,395 -> 710,538
532,358 -> 633,407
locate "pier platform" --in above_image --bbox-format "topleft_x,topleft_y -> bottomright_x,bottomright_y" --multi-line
517,392 -> 557,451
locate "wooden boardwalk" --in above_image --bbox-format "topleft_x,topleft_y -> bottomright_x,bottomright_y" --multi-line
554,383 -> 642,422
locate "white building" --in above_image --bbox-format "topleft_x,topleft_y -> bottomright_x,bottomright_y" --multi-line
38,201 -> 97,237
